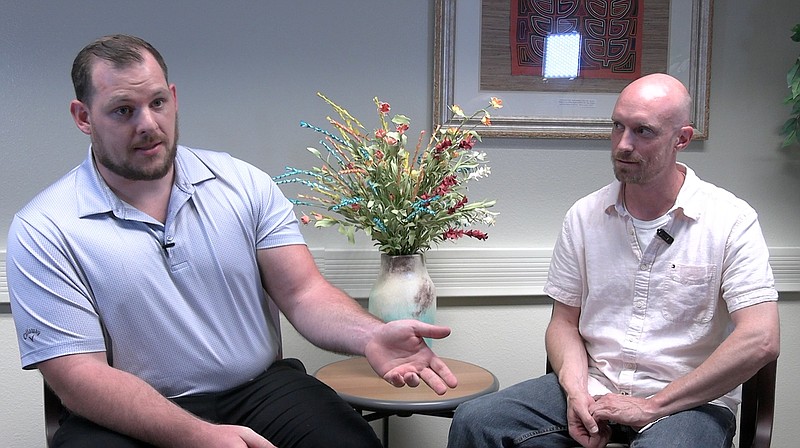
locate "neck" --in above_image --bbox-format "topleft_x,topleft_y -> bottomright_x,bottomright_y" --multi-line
100,167 -> 174,224
623,167 -> 685,220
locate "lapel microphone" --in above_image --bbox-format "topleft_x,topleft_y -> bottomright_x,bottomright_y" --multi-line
656,228 -> 674,245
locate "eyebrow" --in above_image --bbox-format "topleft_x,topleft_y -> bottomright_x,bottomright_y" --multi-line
106,86 -> 170,105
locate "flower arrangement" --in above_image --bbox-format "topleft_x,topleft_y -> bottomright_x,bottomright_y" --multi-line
274,93 -> 500,255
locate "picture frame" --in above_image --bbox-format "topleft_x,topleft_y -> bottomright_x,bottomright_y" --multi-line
432,0 -> 714,139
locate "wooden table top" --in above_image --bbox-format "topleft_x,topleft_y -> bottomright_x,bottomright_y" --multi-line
314,357 -> 499,413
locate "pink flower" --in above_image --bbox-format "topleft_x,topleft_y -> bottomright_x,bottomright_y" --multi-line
434,175 -> 458,196
396,123 -> 409,134
465,229 -> 489,240
379,102 -> 391,114
300,215 -> 311,225
448,196 -> 468,214
375,129 -> 387,139
435,138 -> 452,154
442,228 -> 489,241
442,228 -> 464,240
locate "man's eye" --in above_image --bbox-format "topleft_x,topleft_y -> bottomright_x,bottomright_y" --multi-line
152,99 -> 164,108
114,107 -> 131,116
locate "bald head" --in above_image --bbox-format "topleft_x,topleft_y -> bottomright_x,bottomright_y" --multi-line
616,73 -> 693,128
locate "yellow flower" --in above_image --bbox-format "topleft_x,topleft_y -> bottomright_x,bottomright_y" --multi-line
450,104 -> 466,118
490,97 -> 503,109
481,113 -> 492,126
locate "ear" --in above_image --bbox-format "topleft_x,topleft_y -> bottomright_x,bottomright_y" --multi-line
170,83 -> 178,112
70,100 -> 92,135
675,125 -> 694,151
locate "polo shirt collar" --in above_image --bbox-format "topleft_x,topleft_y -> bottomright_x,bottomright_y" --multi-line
75,145 -> 215,219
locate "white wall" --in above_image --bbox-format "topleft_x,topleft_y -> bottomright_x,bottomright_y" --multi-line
2,1 -> 800,447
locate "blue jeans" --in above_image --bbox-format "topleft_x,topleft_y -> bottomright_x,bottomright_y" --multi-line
447,373 -> 736,448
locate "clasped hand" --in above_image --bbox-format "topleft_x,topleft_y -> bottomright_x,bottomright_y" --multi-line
569,392 -> 657,448
364,319 -> 459,395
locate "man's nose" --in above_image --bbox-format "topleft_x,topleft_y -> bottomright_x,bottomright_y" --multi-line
135,108 -> 158,134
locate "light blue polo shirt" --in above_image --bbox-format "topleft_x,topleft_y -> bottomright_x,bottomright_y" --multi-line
8,145 -> 305,397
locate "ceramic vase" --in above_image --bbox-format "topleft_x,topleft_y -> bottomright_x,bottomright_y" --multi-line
368,253 -> 436,326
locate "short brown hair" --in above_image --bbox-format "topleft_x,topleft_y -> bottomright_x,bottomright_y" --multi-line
71,34 -> 168,105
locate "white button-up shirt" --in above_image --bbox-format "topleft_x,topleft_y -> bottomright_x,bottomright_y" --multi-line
544,164 -> 778,412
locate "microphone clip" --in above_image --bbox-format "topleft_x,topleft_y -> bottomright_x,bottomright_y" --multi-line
656,228 -> 674,245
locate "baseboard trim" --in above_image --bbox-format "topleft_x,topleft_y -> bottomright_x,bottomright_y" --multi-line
311,246 -> 800,298
1,247 -> 798,307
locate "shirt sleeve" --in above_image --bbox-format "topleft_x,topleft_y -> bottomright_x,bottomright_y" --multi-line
543,207 -> 585,308
7,215 -> 107,369
720,209 -> 779,312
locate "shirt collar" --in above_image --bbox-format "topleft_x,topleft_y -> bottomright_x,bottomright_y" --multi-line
75,145 -> 215,219
604,162 -> 700,222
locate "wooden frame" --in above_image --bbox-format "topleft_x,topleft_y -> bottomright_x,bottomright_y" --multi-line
432,0 -> 714,139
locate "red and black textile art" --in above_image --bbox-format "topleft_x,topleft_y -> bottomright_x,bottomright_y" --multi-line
510,0 -> 643,79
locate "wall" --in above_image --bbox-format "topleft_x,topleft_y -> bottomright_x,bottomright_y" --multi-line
2,1 -> 799,447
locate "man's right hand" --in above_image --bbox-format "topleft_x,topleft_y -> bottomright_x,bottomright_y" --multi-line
566,392 -> 611,448
201,424 -> 276,448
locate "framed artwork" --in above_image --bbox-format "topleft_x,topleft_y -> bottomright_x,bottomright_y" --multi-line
432,0 -> 714,139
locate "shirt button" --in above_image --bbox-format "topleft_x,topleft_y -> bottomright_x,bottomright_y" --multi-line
640,264 -> 648,270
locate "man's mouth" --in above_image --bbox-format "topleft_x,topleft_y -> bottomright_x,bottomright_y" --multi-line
133,140 -> 163,153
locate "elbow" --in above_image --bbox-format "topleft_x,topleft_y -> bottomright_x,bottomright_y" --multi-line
755,326 -> 780,366
763,332 -> 780,364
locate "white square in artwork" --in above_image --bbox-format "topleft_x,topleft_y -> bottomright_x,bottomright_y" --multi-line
543,32 -> 581,79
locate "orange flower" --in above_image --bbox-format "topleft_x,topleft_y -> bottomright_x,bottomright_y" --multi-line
481,114 -> 492,126
490,97 -> 503,109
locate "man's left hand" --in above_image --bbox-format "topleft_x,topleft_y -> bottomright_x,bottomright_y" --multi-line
364,320 -> 458,395
590,393 -> 658,430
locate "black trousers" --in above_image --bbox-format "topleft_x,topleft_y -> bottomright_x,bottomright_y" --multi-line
53,358 -> 382,448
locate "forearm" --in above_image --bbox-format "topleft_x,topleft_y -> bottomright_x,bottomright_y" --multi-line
40,354 -> 213,448
545,303 -> 590,396
284,282 -> 384,355
259,245 -> 384,355
649,311 -> 779,415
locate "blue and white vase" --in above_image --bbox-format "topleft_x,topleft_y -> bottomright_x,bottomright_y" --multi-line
368,253 -> 436,327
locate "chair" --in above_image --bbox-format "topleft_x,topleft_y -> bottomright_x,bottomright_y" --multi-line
544,358 -> 777,448
44,381 -> 62,447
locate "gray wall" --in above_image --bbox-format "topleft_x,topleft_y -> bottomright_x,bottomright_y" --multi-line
2,1 -> 800,447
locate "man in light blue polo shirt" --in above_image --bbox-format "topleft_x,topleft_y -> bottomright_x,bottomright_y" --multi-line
8,34 -> 458,448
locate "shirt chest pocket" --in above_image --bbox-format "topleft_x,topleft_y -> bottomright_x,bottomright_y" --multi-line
658,263 -> 717,324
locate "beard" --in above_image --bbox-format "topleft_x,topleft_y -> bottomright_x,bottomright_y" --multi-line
611,149 -> 664,185
92,115 -> 180,181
